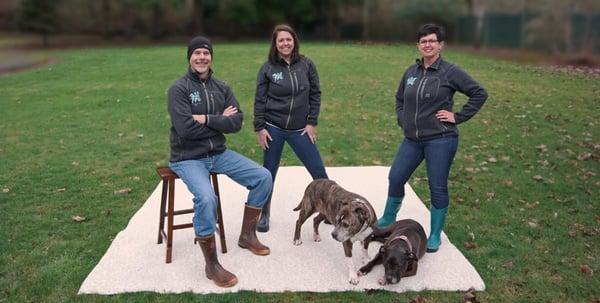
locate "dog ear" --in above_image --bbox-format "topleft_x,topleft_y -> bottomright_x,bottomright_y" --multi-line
406,251 -> 418,261
354,206 -> 368,220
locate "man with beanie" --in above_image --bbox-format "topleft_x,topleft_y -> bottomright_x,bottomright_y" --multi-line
167,36 -> 272,288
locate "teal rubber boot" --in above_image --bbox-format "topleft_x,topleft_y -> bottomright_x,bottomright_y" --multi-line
375,196 -> 403,227
427,206 -> 448,253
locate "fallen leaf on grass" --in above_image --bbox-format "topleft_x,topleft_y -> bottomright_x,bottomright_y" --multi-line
485,192 -> 495,200
503,261 -> 513,269
464,241 -> 477,249
577,153 -> 592,161
580,265 -> 594,276
71,161 -> 79,166
114,188 -> 132,195
371,160 -> 382,165
137,134 -> 144,138
463,287 -> 479,303
409,295 -> 428,303
131,176 -> 140,181
568,229 -> 578,237
532,175 -> 544,181
56,188 -> 66,192
72,215 -> 86,222
536,144 -> 548,153
2,188 -> 9,193
528,221 -> 538,228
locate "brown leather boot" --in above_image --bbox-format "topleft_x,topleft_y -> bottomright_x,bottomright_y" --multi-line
195,235 -> 238,288
238,205 -> 270,255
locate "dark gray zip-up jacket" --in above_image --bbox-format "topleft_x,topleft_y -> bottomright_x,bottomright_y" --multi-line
396,56 -> 488,140
168,68 -> 243,162
253,55 -> 321,131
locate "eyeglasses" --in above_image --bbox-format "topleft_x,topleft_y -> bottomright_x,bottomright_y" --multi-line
418,39 -> 439,45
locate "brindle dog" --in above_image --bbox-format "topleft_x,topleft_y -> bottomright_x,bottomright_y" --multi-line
293,179 -> 377,285
358,219 -> 427,285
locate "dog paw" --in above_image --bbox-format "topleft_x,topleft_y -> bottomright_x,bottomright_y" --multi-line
378,276 -> 387,286
293,239 -> 303,246
313,234 -> 321,242
348,276 -> 360,285
357,270 -> 365,277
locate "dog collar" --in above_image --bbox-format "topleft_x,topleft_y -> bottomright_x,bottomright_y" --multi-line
352,198 -> 377,225
388,235 -> 413,253
351,225 -> 372,242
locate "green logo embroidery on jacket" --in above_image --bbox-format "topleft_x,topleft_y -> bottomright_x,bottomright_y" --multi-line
272,72 -> 283,82
189,91 -> 201,105
407,76 -> 417,86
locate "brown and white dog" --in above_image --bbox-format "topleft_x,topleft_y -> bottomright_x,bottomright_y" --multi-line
358,219 -> 427,285
292,179 -> 377,284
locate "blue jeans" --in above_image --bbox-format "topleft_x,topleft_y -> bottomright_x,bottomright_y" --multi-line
170,150 -> 272,237
263,124 -> 328,181
388,136 -> 458,209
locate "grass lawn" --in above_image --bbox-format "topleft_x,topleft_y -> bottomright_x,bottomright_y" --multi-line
0,42 -> 599,302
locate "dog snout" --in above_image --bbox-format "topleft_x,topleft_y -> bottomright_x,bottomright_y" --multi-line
386,274 -> 400,284
331,228 -> 350,242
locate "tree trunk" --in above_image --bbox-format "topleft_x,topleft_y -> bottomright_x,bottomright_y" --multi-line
362,0 -> 370,40
42,32 -> 49,48
466,0 -> 485,49
186,0 -> 204,35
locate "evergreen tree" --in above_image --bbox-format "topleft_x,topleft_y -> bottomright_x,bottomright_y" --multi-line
17,0 -> 60,47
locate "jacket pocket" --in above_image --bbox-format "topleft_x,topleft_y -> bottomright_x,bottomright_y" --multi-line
420,77 -> 440,103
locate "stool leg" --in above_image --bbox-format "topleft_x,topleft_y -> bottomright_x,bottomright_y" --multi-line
166,179 -> 175,263
158,180 -> 168,244
212,174 -> 227,254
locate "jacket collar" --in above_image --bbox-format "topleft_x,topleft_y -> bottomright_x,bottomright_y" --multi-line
416,55 -> 443,70
187,67 -> 213,82
276,54 -> 300,66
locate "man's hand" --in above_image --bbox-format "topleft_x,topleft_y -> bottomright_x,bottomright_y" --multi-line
192,114 -> 206,124
301,124 -> 318,144
222,106 -> 238,117
256,129 -> 272,150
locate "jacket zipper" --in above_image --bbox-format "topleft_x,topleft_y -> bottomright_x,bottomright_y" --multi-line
285,65 -> 296,128
201,82 -> 214,151
414,69 -> 428,139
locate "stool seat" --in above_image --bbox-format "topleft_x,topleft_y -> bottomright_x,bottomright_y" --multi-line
156,167 -> 179,179
156,166 -> 227,264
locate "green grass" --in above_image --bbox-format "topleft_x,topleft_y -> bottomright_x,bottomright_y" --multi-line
1,42 -> 599,302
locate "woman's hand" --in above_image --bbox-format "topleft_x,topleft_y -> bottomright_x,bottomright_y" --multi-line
256,129 -> 272,150
301,124 -> 318,144
436,110 -> 455,124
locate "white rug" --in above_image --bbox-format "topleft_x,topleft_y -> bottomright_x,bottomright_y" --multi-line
78,166 -> 485,294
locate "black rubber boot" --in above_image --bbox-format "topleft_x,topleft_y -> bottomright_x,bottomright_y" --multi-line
256,196 -> 271,233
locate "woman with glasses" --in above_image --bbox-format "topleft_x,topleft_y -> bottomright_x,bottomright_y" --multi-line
376,24 -> 488,253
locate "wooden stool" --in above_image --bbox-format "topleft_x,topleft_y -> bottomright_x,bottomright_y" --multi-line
156,166 -> 227,264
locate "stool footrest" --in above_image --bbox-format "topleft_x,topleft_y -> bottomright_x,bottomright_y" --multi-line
169,208 -> 194,216
173,223 -> 194,230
